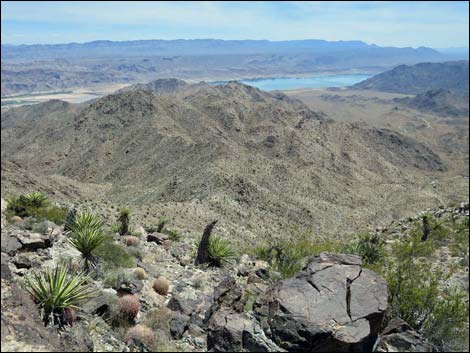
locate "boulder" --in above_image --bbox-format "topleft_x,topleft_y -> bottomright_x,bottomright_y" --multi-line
254,253 -> 388,352
147,232 -> 169,245
12,252 -> 34,269
1,235 -> 22,255
1,253 -> 12,281
15,231 -> 52,251
168,294 -> 199,316
170,312 -> 190,339
374,318 -> 437,352
207,309 -> 283,352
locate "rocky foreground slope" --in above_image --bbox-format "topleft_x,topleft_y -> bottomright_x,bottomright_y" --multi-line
4,197 -> 466,352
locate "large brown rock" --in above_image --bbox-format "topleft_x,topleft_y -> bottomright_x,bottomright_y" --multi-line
255,253 -> 388,352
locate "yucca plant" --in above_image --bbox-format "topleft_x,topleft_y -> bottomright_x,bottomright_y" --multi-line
111,222 -> 121,234
70,211 -> 103,233
20,191 -> 49,208
163,228 -> 181,241
118,207 -> 131,235
349,232 -> 385,265
207,235 -> 237,267
7,191 -> 49,217
23,265 -> 94,326
69,227 -> 106,271
157,216 -> 168,233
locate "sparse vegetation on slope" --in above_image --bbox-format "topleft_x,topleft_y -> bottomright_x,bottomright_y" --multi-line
23,265 -> 93,326
6,191 -> 67,225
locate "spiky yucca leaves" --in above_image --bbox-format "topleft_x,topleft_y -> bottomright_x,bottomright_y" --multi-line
70,211 -> 103,233
347,232 -> 385,265
20,191 -> 49,208
157,216 -> 167,233
69,227 -> 106,271
207,235 -> 237,267
23,265 -> 93,326
7,191 -> 49,217
118,207 -> 131,236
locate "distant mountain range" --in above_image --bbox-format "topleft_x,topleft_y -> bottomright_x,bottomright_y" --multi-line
2,39 -> 466,97
0,39 -> 448,61
353,61 -> 469,94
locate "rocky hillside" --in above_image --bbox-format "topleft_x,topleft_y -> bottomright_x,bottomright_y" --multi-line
393,89 -> 469,117
353,61 -> 469,94
1,194 -> 468,352
1,80 -> 458,243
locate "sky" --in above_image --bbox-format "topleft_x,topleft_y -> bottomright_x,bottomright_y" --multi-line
1,1 -> 469,48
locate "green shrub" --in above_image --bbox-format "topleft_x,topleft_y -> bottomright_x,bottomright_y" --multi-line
157,217 -> 168,233
207,235 -> 237,267
33,205 -> 68,225
23,265 -> 93,325
425,214 -> 451,242
145,225 -> 158,233
6,192 -> 67,225
126,246 -> 143,260
423,287 -> 469,352
95,236 -> 136,269
102,268 -> 133,288
253,234 -> 345,278
118,207 -> 131,235
69,227 -> 106,271
110,222 -> 121,234
163,228 -> 180,241
383,229 -> 469,351
345,232 -> 385,265
450,217 -> 469,263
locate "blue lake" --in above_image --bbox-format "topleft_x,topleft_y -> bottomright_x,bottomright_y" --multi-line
212,74 -> 372,91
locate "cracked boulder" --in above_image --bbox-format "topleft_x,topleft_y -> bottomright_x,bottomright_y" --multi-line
374,318 -> 437,352
255,253 -> 388,352
207,309 -> 284,352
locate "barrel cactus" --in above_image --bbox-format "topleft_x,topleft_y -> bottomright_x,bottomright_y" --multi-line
152,276 -> 170,296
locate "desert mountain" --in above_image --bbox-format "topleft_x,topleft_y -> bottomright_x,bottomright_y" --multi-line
1,80 -> 452,243
393,89 -> 469,117
353,60 -> 469,94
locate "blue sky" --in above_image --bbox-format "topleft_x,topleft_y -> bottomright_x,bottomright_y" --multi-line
1,1 -> 469,48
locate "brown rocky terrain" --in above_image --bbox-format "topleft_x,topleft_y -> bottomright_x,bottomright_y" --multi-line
1,195 -> 467,352
2,80 -> 464,247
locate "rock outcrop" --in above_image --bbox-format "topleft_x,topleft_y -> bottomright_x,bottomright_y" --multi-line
206,253 -> 388,352
374,318 -> 437,352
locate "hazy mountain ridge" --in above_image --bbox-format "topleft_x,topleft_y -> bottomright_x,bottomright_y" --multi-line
1,39 -> 460,97
0,39 -> 441,61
